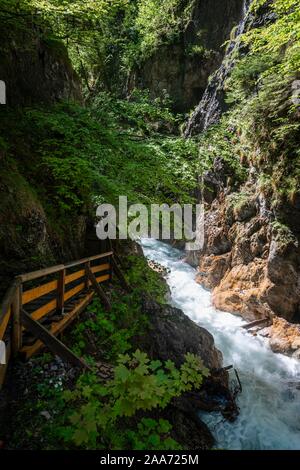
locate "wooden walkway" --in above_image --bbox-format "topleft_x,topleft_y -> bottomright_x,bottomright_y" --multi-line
0,251 -> 129,388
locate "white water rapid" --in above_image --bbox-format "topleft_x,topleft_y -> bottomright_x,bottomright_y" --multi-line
141,238 -> 300,450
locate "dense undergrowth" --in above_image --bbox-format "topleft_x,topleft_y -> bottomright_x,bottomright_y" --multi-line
0,90 -> 200,240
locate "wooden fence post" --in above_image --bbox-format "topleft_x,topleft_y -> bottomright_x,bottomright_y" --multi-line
87,267 -> 111,311
111,256 -> 131,292
57,269 -> 66,315
109,255 -> 113,282
22,309 -> 91,370
12,282 -> 22,356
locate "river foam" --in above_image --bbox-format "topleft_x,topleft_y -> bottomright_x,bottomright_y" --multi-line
141,238 -> 300,450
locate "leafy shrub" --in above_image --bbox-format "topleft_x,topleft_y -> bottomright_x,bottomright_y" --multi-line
58,350 -> 209,449
70,252 -> 168,361
124,418 -> 181,450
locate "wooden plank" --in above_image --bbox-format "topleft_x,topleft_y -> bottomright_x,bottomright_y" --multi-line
65,269 -> 85,285
91,263 -> 110,275
242,318 -> 271,330
85,274 -> 109,287
21,292 -> 94,359
31,299 -> 57,322
57,269 -> 66,314
22,280 -> 58,305
95,274 -> 110,284
64,283 -> 85,302
0,340 -> 11,389
111,256 -> 131,292
22,310 -> 90,370
12,284 -> 22,355
17,264 -> 65,283
87,267 -> 111,311
0,307 -> 11,341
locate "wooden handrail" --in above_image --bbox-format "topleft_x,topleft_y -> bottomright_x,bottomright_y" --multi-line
17,265 -> 65,283
65,251 -> 113,269
0,249 -> 122,387
17,251 -> 113,283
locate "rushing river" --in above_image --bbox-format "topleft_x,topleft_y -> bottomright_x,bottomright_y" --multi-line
141,238 -> 300,450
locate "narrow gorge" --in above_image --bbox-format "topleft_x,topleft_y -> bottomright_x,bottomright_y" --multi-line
0,0 -> 299,454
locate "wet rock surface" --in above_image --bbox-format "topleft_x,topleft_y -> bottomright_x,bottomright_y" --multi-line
190,164 -> 300,327
267,318 -> 300,359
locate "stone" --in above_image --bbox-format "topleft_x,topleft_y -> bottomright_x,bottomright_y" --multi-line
196,253 -> 231,289
212,260 -> 272,321
268,318 -> 300,356
185,0 -> 276,135
233,197 -> 257,222
138,297 -> 222,369
291,338 -> 300,350
269,337 -> 291,355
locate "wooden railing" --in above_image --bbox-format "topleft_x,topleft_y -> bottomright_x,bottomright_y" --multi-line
0,251 -> 129,388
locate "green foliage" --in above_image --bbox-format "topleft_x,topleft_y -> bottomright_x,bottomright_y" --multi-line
0,1 -> 195,91
223,0 -> 300,202
124,418 -> 181,450
271,220 -> 297,245
58,350 -> 209,448
0,90 -> 198,231
123,254 -> 169,303
227,191 -> 251,210
133,0 -> 193,60
70,253 -> 167,361
196,119 -> 247,185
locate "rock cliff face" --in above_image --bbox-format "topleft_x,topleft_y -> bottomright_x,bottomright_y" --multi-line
129,0 -> 244,112
184,0 -> 276,135
186,157 -> 300,358
184,1 -> 300,357
0,26 -> 81,107
193,169 -> 300,323
0,25 -> 86,295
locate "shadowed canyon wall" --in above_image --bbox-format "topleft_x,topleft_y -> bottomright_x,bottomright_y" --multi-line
129,0 -> 245,112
